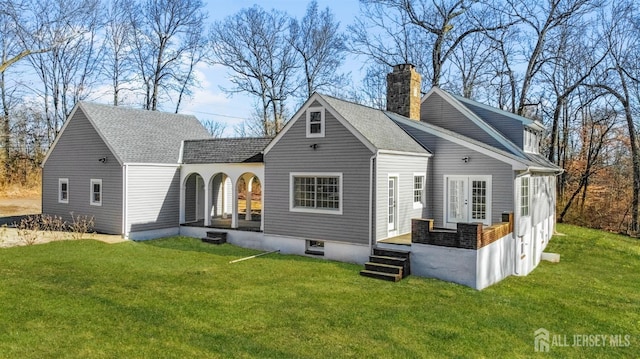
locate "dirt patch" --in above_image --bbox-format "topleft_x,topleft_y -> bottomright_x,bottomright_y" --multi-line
0,227 -> 126,248
0,196 -> 41,217
0,192 -> 126,248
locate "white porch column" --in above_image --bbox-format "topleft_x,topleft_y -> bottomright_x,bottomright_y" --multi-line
204,180 -> 211,226
179,178 -> 185,223
222,175 -> 228,219
260,177 -> 264,231
244,175 -> 254,221
231,178 -> 239,229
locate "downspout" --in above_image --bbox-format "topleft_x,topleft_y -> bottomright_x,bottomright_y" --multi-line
513,171 -> 520,275
369,152 -> 377,254
122,164 -> 128,239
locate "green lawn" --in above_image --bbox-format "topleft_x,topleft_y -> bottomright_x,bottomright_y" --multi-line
0,224 -> 638,358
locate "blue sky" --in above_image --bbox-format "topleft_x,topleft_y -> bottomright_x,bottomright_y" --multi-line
178,0 -> 362,136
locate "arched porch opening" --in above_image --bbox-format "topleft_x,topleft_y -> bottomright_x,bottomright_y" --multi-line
209,172 -> 233,224
183,172 -> 205,223
237,172 -> 262,230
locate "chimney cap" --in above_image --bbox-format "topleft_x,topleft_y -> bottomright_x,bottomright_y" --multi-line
392,63 -> 416,72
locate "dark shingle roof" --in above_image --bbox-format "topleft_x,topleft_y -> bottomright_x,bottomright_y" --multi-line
319,94 -> 430,154
182,138 -> 272,164
79,102 -> 211,164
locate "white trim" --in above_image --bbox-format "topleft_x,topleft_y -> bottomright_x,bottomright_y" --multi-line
122,165 -> 128,236
443,175 -> 492,227
393,116 -> 529,171
520,176 -> 531,217
387,173 -> 399,235
306,107 -> 325,138
452,92 -> 538,126
58,178 -> 69,204
289,172 -> 343,215
264,93 -> 377,154
122,162 -> 181,167
90,179 -> 102,206
413,173 -> 425,209
377,149 -> 432,157
177,140 -> 185,164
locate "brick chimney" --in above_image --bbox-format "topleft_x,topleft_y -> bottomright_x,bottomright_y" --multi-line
386,64 -> 421,120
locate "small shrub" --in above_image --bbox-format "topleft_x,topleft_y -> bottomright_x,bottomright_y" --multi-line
69,212 -> 95,240
0,224 -> 7,245
16,215 -> 42,245
40,214 -> 67,241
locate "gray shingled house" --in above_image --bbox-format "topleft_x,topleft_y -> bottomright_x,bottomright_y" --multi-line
41,102 -> 210,239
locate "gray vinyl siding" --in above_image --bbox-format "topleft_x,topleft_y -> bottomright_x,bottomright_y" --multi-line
375,153 -> 429,240
400,126 -> 514,227
265,103 -> 374,244
126,165 -> 180,233
460,102 -> 524,147
42,109 -> 123,234
421,94 -> 509,152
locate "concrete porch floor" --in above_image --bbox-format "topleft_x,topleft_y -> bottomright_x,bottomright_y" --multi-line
181,215 -> 262,232
378,233 -> 411,245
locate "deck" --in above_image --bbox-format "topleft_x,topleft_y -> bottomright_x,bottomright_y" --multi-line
378,233 -> 411,246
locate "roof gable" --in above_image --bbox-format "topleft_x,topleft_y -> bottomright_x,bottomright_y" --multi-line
182,138 -> 272,164
44,102 -> 211,166
265,93 -> 429,155
421,87 -> 524,155
390,113 -> 561,172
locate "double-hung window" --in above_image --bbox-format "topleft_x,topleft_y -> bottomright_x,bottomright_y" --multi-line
520,177 -> 529,216
58,178 -> 69,204
90,179 -> 102,206
413,174 -> 425,208
306,107 -> 325,138
290,173 -> 342,214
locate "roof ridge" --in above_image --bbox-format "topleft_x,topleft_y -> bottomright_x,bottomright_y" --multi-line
317,93 -> 384,111
79,101 -> 198,119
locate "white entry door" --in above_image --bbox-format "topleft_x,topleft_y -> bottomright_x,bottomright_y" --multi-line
388,176 -> 398,235
445,176 -> 491,227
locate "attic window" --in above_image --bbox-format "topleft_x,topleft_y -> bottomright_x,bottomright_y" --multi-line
306,107 -> 325,138
524,128 -> 540,153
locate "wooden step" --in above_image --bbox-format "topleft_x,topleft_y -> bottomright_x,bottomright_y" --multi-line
369,255 -> 410,278
365,262 -> 403,276
373,247 -> 410,259
359,269 -> 401,282
201,237 -> 225,245
206,231 -> 227,241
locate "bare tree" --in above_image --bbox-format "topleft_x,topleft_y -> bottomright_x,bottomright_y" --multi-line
129,0 -> 207,111
28,0 -> 102,143
351,0 -> 512,88
498,0 -> 602,116
103,0 -> 135,106
200,119 -> 226,138
289,0 -> 348,99
588,0 -> 640,232
209,5 -> 297,136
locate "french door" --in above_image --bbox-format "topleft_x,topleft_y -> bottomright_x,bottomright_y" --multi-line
445,176 -> 491,227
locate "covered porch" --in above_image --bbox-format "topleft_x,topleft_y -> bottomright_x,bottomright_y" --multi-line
180,163 -> 265,232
